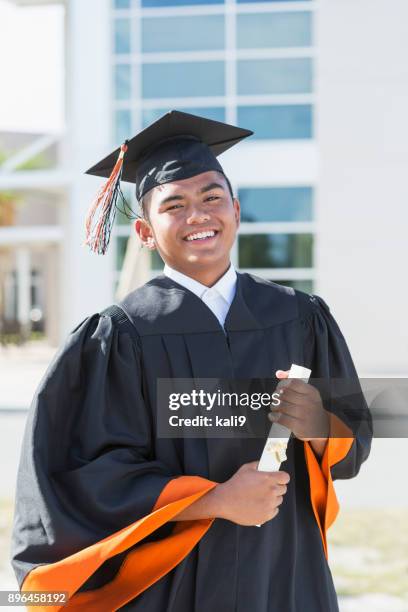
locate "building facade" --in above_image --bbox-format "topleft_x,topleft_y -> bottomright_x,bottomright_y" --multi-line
3,0 -> 408,375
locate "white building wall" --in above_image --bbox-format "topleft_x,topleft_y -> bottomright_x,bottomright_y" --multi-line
316,0 -> 408,375
62,0 -> 115,337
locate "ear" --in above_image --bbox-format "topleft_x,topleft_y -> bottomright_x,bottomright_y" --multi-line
134,218 -> 156,250
233,197 -> 240,230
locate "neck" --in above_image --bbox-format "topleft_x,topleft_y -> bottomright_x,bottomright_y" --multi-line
167,261 -> 231,287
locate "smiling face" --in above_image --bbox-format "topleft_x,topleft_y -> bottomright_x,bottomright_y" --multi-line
135,170 -> 240,286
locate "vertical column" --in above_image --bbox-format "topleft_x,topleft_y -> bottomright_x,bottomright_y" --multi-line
44,244 -> 60,346
62,0 -> 114,339
16,246 -> 31,339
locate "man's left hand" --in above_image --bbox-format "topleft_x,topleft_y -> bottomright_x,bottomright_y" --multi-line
269,369 -> 330,442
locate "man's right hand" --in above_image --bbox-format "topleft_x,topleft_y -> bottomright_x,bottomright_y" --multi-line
171,461 -> 290,526
215,461 -> 290,526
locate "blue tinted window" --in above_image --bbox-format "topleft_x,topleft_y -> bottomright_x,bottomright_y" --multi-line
239,187 -> 313,222
238,105 -> 312,140
114,19 -> 131,54
114,64 -> 131,100
143,0 -> 223,6
238,58 -> 312,95
275,279 -> 314,293
142,106 -> 225,127
237,12 -> 312,48
239,234 -> 313,268
143,62 -> 225,98
114,0 -> 131,8
151,250 -> 164,270
142,15 -> 224,52
116,237 -> 129,270
237,0 -> 310,3
115,109 -> 131,144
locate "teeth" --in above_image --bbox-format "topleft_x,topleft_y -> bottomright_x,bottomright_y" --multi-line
186,230 -> 216,241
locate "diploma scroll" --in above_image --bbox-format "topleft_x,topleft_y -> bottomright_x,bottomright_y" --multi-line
255,364 -> 311,526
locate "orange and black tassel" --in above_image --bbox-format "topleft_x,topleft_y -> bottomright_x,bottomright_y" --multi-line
85,141 -> 128,255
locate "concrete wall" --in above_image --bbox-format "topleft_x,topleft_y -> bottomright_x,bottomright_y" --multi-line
316,0 -> 408,375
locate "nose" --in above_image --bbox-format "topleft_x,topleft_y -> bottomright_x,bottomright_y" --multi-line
186,203 -> 210,225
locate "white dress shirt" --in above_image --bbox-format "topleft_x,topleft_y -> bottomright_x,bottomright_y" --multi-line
163,263 -> 237,329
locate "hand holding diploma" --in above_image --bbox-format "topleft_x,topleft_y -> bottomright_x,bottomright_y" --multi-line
172,462 -> 290,527
270,369 -> 330,443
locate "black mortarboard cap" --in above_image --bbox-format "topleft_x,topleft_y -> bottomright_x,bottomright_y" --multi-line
84,110 -> 253,254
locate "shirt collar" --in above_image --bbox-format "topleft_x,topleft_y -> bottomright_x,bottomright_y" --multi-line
163,262 -> 237,307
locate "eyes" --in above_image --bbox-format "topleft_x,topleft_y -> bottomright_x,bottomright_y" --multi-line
165,195 -> 221,212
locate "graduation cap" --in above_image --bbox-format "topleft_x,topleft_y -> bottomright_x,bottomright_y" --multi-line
84,110 -> 253,254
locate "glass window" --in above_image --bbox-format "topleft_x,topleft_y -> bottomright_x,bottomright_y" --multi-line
151,250 -> 164,270
238,187 -> 313,222
237,58 -> 312,95
237,0 -> 310,3
142,106 -> 225,127
237,105 -> 312,140
238,234 -> 313,268
114,64 -> 131,100
114,19 -> 131,54
115,109 -> 131,144
143,61 -> 225,98
275,279 -> 314,293
116,236 -> 129,270
114,0 -> 131,8
142,15 -> 224,53
116,187 -> 137,225
237,12 -> 311,48
142,0 -> 223,6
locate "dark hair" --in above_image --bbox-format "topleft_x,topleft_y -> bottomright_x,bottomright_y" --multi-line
138,172 -> 234,219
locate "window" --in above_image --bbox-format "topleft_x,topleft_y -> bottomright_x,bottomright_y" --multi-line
114,64 -> 131,100
237,0 -> 310,3
151,250 -> 164,270
111,0 -> 317,287
276,279 -> 314,293
114,0 -> 131,8
116,187 -> 138,225
239,234 -> 313,268
143,61 -> 225,98
237,58 -> 312,95
115,109 -> 131,144
238,105 -> 312,140
114,18 -> 131,54
237,12 -> 312,49
116,236 -> 129,270
142,0 -> 223,7
238,187 -> 313,222
142,106 -> 225,128
142,15 -> 225,53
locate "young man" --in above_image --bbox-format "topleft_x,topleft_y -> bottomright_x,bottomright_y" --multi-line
11,111 -> 372,611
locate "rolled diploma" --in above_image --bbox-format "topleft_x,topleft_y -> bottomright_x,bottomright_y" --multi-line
255,364 -> 312,525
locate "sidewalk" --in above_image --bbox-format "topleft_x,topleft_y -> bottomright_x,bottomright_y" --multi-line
0,342 -> 57,410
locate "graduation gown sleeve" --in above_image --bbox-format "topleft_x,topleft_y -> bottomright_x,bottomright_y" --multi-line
10,308 -> 217,612
298,293 -> 372,558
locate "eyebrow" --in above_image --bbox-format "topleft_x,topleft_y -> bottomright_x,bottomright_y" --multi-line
158,182 -> 226,207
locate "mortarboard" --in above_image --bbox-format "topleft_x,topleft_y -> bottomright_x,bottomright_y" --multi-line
84,110 -> 253,254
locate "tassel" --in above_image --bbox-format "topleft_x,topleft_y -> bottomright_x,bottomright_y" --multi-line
85,141 -> 128,255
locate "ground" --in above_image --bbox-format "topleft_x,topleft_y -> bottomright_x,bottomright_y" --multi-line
1,499 -> 407,611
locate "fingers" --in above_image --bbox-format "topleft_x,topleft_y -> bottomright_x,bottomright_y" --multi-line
276,471 -> 290,484
271,483 -> 287,496
276,378 -> 310,396
268,411 -> 298,432
275,495 -> 284,507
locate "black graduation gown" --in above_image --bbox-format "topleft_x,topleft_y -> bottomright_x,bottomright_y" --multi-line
10,272 -> 372,612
